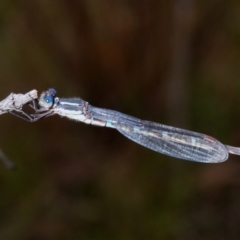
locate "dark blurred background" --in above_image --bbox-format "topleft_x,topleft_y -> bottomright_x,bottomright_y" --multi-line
0,1 -> 240,239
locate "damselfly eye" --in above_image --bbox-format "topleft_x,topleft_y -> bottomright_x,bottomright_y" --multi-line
44,96 -> 53,104
38,89 -> 56,109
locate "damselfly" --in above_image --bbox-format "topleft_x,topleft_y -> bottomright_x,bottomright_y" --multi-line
30,88 -> 240,163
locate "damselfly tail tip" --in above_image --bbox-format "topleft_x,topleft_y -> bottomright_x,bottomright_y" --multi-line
225,145 -> 240,156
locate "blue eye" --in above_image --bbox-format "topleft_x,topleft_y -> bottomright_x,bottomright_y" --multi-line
39,88 -> 57,109
44,95 -> 54,104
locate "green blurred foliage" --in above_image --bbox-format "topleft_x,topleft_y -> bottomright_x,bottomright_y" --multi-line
0,0 -> 239,239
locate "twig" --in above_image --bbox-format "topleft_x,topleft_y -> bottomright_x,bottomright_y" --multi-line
0,89 -> 38,169
0,89 -> 38,115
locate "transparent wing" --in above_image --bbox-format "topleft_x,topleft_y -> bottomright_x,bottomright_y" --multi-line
90,107 -> 229,163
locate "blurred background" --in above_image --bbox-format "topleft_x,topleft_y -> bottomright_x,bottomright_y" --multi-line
0,0 -> 240,239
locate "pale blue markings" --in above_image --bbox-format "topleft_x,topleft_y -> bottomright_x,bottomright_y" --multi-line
191,137 -> 196,144
133,126 -> 140,131
162,131 -> 168,138
106,121 -> 112,127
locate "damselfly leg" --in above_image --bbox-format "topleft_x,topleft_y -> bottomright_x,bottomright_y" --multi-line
7,109 -> 35,122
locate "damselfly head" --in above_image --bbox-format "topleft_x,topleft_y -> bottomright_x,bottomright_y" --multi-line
38,88 -> 57,109
47,88 -> 57,97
